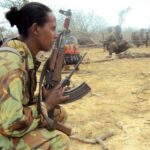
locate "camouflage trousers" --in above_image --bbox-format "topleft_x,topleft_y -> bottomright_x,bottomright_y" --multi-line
0,106 -> 70,150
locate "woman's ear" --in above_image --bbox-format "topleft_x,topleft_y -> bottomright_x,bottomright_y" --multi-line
31,23 -> 40,36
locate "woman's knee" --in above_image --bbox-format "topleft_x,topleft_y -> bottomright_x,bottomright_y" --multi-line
50,131 -> 70,150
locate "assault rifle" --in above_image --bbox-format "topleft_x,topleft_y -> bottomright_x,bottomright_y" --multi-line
43,52 -> 91,103
42,10 -> 91,100
38,52 -> 90,136
37,9 -> 91,137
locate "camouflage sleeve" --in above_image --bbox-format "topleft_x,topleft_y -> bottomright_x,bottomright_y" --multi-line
0,70 -> 44,137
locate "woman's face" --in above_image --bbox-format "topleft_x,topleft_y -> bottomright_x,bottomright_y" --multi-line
35,12 -> 57,51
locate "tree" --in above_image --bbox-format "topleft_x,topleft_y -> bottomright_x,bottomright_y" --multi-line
0,0 -> 29,9
118,7 -> 131,27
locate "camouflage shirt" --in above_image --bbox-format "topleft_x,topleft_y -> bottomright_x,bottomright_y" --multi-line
0,39 -> 43,138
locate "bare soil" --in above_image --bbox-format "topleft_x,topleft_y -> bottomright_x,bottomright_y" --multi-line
37,47 -> 150,150
64,47 -> 150,150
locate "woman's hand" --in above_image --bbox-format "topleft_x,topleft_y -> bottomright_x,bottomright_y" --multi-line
43,84 -> 69,111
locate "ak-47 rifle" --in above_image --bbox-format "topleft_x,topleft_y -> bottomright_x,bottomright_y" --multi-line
42,9 -> 90,100
37,10 -> 91,136
38,52 -> 90,136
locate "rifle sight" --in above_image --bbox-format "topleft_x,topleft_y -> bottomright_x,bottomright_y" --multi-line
59,9 -> 72,17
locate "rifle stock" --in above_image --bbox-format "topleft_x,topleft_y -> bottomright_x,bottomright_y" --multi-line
55,122 -> 72,136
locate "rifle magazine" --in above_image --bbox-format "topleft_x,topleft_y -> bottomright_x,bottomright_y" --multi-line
62,82 -> 91,104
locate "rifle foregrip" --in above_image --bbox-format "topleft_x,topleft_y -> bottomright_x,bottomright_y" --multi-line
49,49 -> 59,70
44,114 -> 71,136
52,50 -> 64,81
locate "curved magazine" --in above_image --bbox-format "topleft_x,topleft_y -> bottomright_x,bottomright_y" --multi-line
62,82 -> 91,104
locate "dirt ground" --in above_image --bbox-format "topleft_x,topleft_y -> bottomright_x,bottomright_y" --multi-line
37,47 -> 150,150
61,47 -> 150,150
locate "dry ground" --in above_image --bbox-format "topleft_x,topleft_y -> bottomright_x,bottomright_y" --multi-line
62,47 -> 150,150
37,47 -> 150,150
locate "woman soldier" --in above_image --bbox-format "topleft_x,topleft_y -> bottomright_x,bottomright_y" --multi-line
0,2 -> 70,150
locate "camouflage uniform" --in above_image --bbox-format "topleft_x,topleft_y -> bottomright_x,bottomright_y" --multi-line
0,39 -> 70,150
115,34 -> 130,54
105,31 -> 118,56
106,26 -> 129,56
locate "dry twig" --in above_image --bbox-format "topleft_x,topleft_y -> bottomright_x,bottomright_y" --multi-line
70,132 -> 114,150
